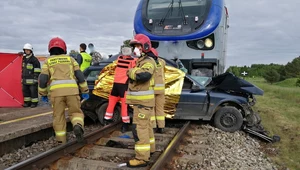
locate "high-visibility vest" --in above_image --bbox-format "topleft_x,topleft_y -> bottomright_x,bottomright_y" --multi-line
80,52 -> 92,71
114,55 -> 137,84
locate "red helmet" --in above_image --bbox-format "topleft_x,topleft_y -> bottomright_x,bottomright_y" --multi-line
150,48 -> 158,57
129,34 -> 151,53
48,37 -> 67,53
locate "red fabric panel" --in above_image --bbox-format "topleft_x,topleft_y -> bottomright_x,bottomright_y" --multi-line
0,53 -> 23,107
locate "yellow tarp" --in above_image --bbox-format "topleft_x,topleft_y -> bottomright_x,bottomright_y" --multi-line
93,61 -> 185,116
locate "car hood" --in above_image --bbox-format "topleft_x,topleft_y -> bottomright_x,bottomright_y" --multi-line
208,72 -> 264,95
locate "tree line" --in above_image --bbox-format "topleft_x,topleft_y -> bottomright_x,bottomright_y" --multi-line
226,56 -> 300,86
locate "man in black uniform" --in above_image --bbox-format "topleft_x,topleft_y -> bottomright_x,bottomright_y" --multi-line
22,43 -> 41,108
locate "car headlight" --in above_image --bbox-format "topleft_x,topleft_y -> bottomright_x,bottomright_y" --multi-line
196,40 -> 204,49
204,38 -> 213,48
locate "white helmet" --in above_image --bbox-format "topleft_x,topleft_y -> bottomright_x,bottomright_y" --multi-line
23,43 -> 33,51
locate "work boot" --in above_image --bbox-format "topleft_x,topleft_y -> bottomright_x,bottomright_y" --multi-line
73,124 -> 84,143
104,119 -> 113,126
30,103 -> 37,108
127,159 -> 148,167
156,128 -> 164,134
121,123 -> 129,133
23,103 -> 30,108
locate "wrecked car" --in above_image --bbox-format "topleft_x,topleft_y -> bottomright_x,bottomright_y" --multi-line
82,55 -> 279,143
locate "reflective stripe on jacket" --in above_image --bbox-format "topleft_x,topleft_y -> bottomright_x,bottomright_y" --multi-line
114,55 -> 137,84
126,55 -> 156,107
80,52 -> 92,71
154,58 -> 166,94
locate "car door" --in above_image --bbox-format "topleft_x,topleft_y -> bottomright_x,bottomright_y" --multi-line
174,76 -> 208,120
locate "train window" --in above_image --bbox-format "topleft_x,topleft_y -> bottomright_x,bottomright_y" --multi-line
147,0 -> 209,20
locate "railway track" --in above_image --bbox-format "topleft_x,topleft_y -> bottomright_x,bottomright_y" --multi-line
4,120 -> 278,170
6,121 -> 194,170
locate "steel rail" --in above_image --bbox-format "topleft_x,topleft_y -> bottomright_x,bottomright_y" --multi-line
150,121 -> 191,170
6,121 -> 122,170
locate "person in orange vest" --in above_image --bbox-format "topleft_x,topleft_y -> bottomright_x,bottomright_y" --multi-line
104,47 -> 137,133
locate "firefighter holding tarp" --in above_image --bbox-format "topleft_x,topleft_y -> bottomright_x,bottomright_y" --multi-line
126,34 -> 156,167
21,43 -> 41,108
104,47 -> 137,133
38,37 -> 89,144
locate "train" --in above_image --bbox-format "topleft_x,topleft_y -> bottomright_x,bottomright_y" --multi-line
133,0 -> 229,77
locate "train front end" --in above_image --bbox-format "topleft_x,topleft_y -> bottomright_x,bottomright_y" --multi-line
134,0 -> 229,76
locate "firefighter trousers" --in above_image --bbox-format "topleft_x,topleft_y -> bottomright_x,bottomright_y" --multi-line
132,105 -> 155,161
22,84 -> 39,106
154,94 -> 165,128
50,95 -> 84,143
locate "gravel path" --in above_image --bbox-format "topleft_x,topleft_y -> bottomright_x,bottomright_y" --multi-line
172,124 -> 277,170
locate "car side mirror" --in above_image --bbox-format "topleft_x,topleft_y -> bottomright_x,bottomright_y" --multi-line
191,84 -> 201,93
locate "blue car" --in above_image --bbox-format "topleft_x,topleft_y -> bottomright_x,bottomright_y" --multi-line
82,54 -> 278,142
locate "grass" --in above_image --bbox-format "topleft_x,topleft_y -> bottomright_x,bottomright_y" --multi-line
246,77 -> 300,170
274,78 -> 299,87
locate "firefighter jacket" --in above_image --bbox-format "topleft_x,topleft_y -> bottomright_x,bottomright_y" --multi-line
114,55 -> 137,84
22,54 -> 41,85
38,55 -> 89,97
154,57 -> 166,94
80,52 -> 92,71
126,55 -> 156,107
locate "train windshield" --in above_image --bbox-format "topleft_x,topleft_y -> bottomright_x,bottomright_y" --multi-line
147,0 -> 209,19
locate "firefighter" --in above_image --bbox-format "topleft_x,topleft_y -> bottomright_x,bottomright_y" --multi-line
126,34 -> 156,167
104,47 -> 137,133
79,43 -> 92,71
149,48 -> 166,133
22,43 -> 41,108
38,37 -> 90,144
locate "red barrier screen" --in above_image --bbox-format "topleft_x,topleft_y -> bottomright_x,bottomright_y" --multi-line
0,53 -> 23,107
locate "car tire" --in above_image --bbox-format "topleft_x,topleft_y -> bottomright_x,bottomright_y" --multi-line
214,106 -> 243,132
96,102 -> 121,125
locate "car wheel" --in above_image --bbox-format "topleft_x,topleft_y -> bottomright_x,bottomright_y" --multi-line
96,102 -> 121,125
214,106 -> 243,132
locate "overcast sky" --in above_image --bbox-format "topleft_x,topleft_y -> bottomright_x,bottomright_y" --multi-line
0,0 -> 299,67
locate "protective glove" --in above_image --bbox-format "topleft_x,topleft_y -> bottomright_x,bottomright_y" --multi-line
41,96 -> 48,102
82,93 -> 90,100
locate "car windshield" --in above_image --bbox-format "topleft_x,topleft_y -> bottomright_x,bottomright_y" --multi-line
147,0 -> 209,19
86,70 -> 101,82
190,75 -> 211,87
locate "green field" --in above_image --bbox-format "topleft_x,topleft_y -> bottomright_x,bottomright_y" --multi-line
274,78 -> 299,87
246,77 -> 300,170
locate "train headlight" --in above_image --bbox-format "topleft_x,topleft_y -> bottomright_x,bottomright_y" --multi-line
196,40 -> 204,49
204,38 -> 213,48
